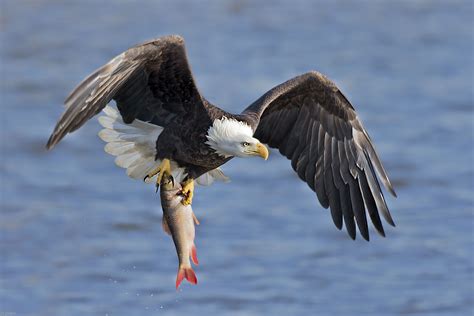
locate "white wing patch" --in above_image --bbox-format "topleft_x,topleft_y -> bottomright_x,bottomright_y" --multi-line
98,106 -> 230,186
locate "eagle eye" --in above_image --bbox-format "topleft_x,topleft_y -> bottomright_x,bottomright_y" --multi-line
242,142 -> 250,147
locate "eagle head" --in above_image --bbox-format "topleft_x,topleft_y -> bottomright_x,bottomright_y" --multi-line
205,117 -> 269,160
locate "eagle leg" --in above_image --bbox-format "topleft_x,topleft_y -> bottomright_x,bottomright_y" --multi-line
144,158 -> 172,192
180,178 -> 194,206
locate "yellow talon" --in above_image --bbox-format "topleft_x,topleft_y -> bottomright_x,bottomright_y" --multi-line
144,158 -> 172,188
180,178 -> 194,206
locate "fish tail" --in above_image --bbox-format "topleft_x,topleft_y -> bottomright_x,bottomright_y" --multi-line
190,244 -> 199,265
176,266 -> 197,289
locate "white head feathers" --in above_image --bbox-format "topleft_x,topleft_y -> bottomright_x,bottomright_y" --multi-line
206,117 -> 255,157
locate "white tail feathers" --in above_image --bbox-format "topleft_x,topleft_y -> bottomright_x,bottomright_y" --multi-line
196,168 -> 230,186
98,106 -> 163,181
98,106 -> 230,186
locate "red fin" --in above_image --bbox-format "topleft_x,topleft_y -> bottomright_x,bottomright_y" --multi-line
176,269 -> 185,289
190,244 -> 199,265
161,216 -> 171,235
192,212 -> 200,225
176,267 -> 197,289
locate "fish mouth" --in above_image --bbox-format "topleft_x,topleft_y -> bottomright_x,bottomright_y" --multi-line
158,174 -> 175,191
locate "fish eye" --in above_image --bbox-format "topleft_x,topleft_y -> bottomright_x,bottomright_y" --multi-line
242,142 -> 250,147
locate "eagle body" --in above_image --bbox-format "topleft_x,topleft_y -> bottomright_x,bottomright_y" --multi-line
47,35 -> 397,241
155,102 -> 235,179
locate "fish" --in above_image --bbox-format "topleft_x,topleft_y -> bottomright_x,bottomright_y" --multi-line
159,174 -> 200,289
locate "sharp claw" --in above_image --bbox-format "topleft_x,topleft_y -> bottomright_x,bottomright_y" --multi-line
179,190 -> 192,205
145,159 -> 172,190
144,170 -> 159,183
170,176 -> 175,188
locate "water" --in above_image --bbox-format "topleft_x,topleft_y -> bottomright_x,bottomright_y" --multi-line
1,1 -> 473,315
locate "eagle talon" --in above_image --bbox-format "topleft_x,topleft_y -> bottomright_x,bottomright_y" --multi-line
180,178 -> 194,206
144,158 -> 172,189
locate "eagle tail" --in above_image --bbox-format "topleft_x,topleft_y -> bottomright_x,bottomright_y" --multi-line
98,106 -> 163,181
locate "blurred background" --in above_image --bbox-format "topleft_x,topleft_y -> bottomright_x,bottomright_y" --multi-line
1,0 -> 473,315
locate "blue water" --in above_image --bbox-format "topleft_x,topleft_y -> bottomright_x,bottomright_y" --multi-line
1,1 -> 473,315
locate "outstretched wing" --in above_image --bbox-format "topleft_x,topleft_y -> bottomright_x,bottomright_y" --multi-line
243,71 -> 397,241
46,35 -> 206,149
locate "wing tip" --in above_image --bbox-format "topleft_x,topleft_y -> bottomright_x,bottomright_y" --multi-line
348,231 -> 356,240
361,230 -> 370,242
334,221 -> 343,230
45,139 -> 53,150
388,184 -> 397,198
387,217 -> 396,227
45,133 -> 60,150
376,228 -> 386,238
380,172 -> 397,198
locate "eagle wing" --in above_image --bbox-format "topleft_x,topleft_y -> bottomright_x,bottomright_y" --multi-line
243,71 -> 397,241
46,35 -> 205,149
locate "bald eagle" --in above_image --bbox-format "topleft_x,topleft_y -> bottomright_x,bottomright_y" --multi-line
47,35 -> 396,241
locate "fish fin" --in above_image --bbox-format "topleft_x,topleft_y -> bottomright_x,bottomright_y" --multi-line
190,244 -> 199,265
176,266 -> 197,289
192,212 -> 200,225
161,216 -> 171,235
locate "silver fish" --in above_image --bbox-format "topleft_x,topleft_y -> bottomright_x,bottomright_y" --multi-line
160,174 -> 199,289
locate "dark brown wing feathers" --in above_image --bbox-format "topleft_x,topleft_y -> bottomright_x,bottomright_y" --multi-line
243,71 -> 396,240
46,35 -> 204,149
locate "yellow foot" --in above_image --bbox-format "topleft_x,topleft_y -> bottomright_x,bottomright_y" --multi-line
144,158 -> 172,190
180,178 -> 194,206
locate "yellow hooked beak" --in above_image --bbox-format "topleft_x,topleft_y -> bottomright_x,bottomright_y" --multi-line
253,143 -> 269,160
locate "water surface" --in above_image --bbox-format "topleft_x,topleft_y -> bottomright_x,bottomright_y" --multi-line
1,1 -> 473,315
